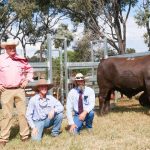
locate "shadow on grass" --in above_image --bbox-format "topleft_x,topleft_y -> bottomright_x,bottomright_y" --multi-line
94,104 -> 150,116
44,127 -> 52,136
9,125 -> 19,140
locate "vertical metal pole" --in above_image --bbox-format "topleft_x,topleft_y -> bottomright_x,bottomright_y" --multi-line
47,34 -> 53,83
64,38 -> 68,98
104,37 -> 108,59
90,41 -> 94,71
90,41 -> 95,88
47,34 -> 53,94
59,47 -> 64,105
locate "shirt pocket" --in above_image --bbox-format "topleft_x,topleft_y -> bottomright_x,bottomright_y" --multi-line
16,65 -> 25,74
83,96 -> 89,105
47,101 -> 53,108
0,64 -> 9,72
46,102 -> 53,114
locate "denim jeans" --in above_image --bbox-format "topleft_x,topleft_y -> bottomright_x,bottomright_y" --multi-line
32,112 -> 63,141
73,110 -> 94,133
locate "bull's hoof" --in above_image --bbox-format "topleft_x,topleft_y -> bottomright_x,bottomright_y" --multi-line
139,93 -> 150,107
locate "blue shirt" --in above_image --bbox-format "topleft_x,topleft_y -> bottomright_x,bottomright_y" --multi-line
26,94 -> 64,129
66,86 -> 95,125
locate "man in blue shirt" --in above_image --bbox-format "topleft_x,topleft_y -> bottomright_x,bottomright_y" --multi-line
66,73 -> 95,135
26,79 -> 64,141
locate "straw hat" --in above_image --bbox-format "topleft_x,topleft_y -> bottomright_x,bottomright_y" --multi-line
74,73 -> 85,81
1,38 -> 19,48
33,79 -> 53,91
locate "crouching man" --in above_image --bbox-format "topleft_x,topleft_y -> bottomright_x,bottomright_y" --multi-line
66,73 -> 95,135
26,79 -> 64,141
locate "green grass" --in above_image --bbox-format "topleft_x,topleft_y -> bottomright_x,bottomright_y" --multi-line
0,99 -> 150,150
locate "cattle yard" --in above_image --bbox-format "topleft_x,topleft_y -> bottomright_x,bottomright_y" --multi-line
1,36 -> 150,149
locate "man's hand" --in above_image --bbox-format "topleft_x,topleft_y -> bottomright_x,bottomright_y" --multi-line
32,128 -> 38,136
79,111 -> 88,121
69,124 -> 77,133
48,109 -> 55,119
20,80 -> 28,88
0,84 -> 5,92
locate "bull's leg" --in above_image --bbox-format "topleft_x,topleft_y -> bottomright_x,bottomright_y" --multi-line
99,95 -> 105,115
103,91 -> 111,114
144,79 -> 150,107
139,92 -> 150,107
99,89 -> 110,115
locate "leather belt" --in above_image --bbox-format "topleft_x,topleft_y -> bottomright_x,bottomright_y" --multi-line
5,87 -> 20,89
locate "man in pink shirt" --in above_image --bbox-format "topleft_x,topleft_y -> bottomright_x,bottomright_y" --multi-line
0,38 -> 33,147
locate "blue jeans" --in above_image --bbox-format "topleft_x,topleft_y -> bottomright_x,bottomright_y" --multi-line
73,110 -> 94,133
32,112 -> 63,141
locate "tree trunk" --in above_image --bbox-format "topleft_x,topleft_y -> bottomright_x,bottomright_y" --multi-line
22,44 -> 26,58
146,21 -> 150,51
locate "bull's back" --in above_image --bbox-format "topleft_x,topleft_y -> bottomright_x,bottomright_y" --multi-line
97,55 -> 150,89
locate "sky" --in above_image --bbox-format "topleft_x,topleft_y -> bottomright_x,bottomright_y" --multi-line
126,17 -> 147,52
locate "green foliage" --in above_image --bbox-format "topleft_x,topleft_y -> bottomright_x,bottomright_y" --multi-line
54,23 -> 73,48
0,0 -> 141,56
11,0 -> 36,20
52,57 -> 61,85
134,0 -> 150,50
73,33 -> 91,62
126,48 -> 136,54
51,0 -> 138,54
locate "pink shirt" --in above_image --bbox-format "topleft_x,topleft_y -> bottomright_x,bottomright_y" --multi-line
0,53 -> 33,88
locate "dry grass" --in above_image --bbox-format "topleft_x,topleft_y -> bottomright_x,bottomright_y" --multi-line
0,98 -> 150,150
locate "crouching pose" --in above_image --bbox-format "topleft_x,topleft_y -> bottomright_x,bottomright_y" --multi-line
26,79 -> 64,141
66,73 -> 95,135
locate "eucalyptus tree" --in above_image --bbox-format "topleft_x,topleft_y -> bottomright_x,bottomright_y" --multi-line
54,23 -> 73,48
0,0 -> 67,57
0,0 -> 36,56
8,0 -> 66,58
0,0 -> 17,46
47,0 -> 138,54
74,30 -> 118,62
8,0 -> 37,57
134,0 -> 150,51
29,1 -> 66,61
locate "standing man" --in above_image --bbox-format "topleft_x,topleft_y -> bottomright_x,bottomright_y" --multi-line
26,78 -> 64,141
0,38 -> 33,146
66,73 -> 95,135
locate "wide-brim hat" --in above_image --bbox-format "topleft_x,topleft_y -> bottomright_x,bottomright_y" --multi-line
0,38 -> 19,48
70,73 -> 89,82
74,73 -> 85,81
33,79 -> 54,91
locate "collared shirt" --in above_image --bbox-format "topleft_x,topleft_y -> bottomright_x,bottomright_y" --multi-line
66,86 -> 95,125
0,53 -> 33,88
26,94 -> 64,129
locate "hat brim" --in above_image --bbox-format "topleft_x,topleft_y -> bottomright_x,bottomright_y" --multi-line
71,77 -> 89,82
1,42 -> 19,48
75,79 -> 85,81
33,83 -> 54,91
